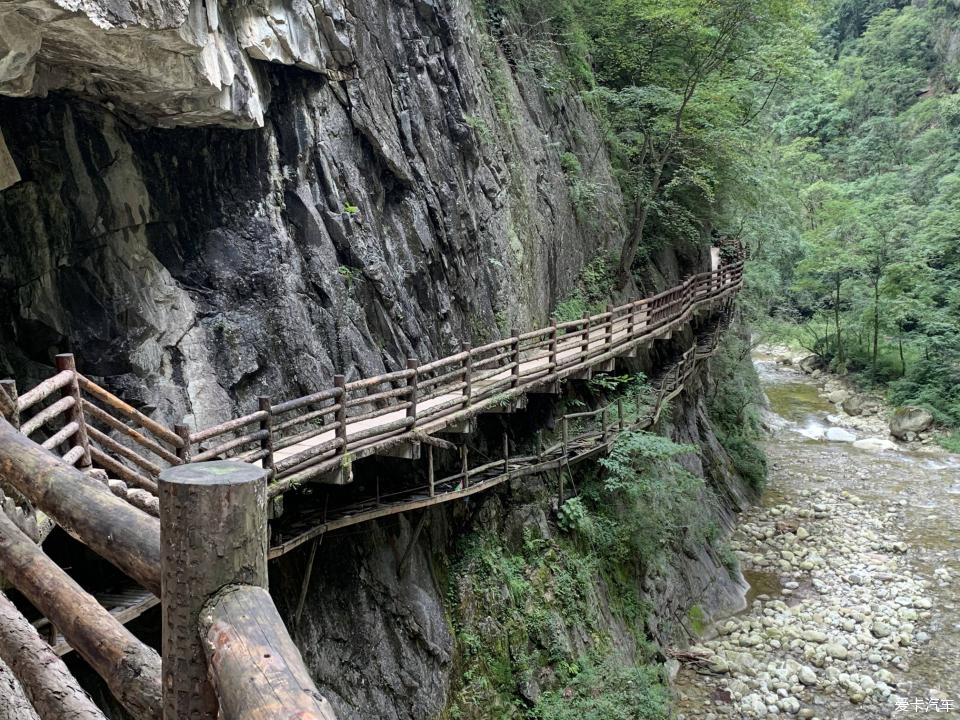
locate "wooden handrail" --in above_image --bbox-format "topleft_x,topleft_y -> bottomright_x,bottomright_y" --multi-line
5,261 -> 742,506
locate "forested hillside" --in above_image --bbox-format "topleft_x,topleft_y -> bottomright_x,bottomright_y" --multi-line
746,0 -> 960,446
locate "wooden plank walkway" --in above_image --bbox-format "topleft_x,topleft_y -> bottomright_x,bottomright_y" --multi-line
268,319 -> 728,558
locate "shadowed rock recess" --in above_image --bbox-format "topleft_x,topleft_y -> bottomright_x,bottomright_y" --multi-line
0,2 -> 757,718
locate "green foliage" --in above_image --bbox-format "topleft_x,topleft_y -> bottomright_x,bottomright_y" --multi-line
465,115 -> 493,145
707,332 -> 768,491
343,203 -> 360,215
447,526 -> 663,719
571,0 -> 812,280
938,431 -> 960,454
750,0 -> 960,431
552,255 -> 615,322
686,605 -> 707,636
337,265 -> 359,288
532,659 -> 669,720
557,496 -> 589,534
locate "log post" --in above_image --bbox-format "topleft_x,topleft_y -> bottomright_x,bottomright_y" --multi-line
0,509 -> 161,720
510,328 -> 521,389
628,302 -> 637,339
536,430 -> 543,462
462,342 -> 472,407
0,591 -> 107,720
617,398 -> 625,431
601,407 -> 609,441
0,380 -> 17,429
158,461 -> 269,720
605,305 -> 615,349
502,432 -> 509,473
406,358 -> 419,429
258,396 -> 275,478
259,396 -> 281,519
54,355 -> 91,469
460,445 -> 469,488
199,585 -> 337,720
174,423 -> 191,463
427,444 -> 434,498
334,375 -> 347,458
0,417 -> 161,594
580,312 -> 591,361
549,320 -> 558,378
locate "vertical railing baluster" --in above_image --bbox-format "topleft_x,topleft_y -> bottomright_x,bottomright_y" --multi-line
258,396 -> 274,480
55,354 -> 91,469
0,379 -> 19,429
406,358 -> 419,430
606,304 -> 615,352
334,375 -> 347,461
462,342 -> 472,408
581,312 -> 591,364
428,445 -> 435,498
510,328 -> 521,389
174,424 -> 191,463
549,320 -> 558,379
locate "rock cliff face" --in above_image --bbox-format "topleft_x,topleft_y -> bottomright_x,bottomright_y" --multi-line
0,0 -> 624,429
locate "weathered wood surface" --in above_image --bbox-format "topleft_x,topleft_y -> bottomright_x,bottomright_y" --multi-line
54,355 -> 91,468
199,585 -> 337,720
0,656 -> 40,720
0,591 -> 106,720
159,461 -> 269,720
0,417 -> 161,595
76,375 -> 183,448
0,383 -> 17,426
0,509 -> 160,720
268,320 -> 730,558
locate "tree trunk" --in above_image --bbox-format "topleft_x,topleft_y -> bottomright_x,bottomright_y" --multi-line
159,462 -> 269,720
898,323 -> 906,377
617,158 -> 666,288
834,273 -> 844,369
0,592 -> 106,720
0,417 -> 160,595
873,277 -> 880,375
0,509 -> 161,720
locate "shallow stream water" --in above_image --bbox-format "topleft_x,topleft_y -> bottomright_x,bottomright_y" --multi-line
674,355 -> 960,719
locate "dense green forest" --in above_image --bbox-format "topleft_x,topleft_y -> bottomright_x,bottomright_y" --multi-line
490,0 -> 960,446
742,0 -> 960,446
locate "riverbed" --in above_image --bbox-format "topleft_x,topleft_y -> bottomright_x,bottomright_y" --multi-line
674,354 -> 960,719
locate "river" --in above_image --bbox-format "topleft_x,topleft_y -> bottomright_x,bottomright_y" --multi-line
674,352 -> 960,719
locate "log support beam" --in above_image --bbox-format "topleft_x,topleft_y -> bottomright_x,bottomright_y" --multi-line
0,509 -> 160,720
160,459 -> 337,720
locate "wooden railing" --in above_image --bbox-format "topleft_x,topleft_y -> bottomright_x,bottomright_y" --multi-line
0,258 -> 740,720
0,260 -> 741,513
268,315 -> 733,558
187,260 -> 743,493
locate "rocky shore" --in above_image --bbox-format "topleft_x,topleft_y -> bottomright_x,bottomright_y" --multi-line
677,487 -> 936,718
673,350 -> 960,719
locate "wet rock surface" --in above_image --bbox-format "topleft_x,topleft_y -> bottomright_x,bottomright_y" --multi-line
0,0 -> 665,429
674,357 -> 960,719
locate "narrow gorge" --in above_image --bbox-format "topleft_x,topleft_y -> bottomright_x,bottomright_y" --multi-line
0,1 -> 958,719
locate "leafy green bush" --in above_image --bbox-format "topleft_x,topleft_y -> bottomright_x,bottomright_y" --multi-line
552,255 -> 615,322
707,332 -> 768,491
532,659 -> 669,720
